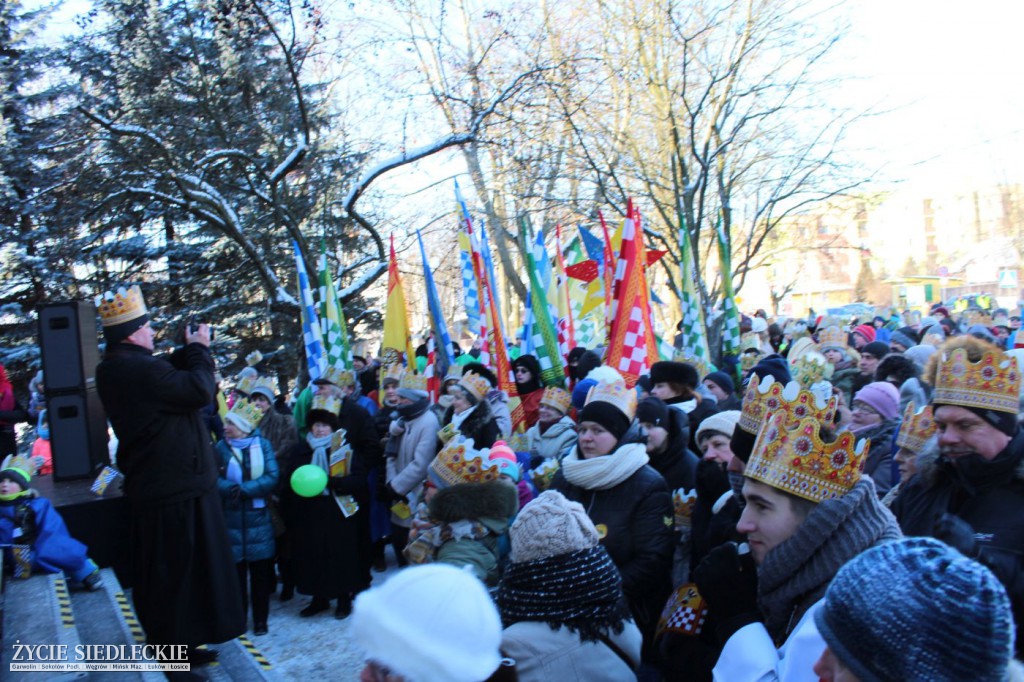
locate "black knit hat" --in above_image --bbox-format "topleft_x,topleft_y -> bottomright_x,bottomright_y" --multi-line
578,401 -> 631,442
649,361 -> 699,388
636,397 -> 669,428
461,362 -> 498,388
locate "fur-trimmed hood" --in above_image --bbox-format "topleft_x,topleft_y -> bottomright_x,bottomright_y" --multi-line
429,480 -> 518,526
916,430 -> 1024,486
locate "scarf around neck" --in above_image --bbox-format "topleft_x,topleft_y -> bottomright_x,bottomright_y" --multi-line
397,396 -> 430,421
562,442 -> 649,491
306,431 -> 333,495
756,477 -> 902,643
451,403 -> 477,430
498,546 -> 632,643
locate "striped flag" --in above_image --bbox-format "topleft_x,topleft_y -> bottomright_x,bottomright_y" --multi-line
678,211 -> 713,363
382,235 -> 417,365
458,231 -> 481,332
293,240 -> 325,382
417,229 -> 456,397
552,224 -> 576,367
479,219 -> 504,331
318,247 -> 351,370
455,181 -> 491,363
521,218 -> 567,388
716,216 -> 741,358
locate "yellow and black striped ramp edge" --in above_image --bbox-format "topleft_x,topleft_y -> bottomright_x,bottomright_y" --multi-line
53,576 -> 74,628
114,591 -> 147,643
237,634 -> 273,670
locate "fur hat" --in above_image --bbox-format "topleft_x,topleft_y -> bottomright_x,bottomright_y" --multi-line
509,491 -> 599,563
650,361 -> 699,388
352,564 -> 503,682
815,537 -> 1014,682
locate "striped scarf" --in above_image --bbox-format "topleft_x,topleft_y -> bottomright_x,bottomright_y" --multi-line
498,546 -> 632,643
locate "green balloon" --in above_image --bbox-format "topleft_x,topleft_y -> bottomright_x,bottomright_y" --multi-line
291,464 -> 328,498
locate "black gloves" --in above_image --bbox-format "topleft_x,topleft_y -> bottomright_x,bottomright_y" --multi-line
696,459 -> 732,507
694,541 -> 761,643
228,485 -> 242,503
378,482 -> 407,504
933,513 -> 979,558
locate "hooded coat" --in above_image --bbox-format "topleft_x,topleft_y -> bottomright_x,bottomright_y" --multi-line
215,433 -> 279,563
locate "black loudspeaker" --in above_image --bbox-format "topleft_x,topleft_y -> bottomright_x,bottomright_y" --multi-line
38,301 -> 101,393
48,389 -> 109,481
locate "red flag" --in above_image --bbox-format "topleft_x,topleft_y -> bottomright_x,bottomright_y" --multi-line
566,259 -> 599,283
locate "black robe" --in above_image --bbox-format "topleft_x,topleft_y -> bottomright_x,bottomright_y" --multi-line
95,341 -> 243,646
282,397 -> 381,600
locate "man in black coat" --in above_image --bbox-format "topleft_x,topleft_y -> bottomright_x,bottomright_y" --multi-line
891,342 -> 1024,657
94,287 -> 244,669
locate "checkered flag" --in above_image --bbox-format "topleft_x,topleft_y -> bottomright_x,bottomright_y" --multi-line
716,219 -> 741,356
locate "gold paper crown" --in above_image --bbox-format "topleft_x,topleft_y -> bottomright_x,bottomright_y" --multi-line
399,373 -> 429,392
310,393 -> 342,416
443,364 -> 464,383
740,351 -> 763,372
790,351 -> 834,388
672,350 -> 714,380
95,285 -> 148,327
747,413 -> 867,504
234,376 -> 257,396
250,377 -> 277,400
895,402 -> 936,453
319,366 -> 356,387
1,453 -> 37,483
428,437 -> 500,488
585,380 -> 638,420
738,375 -> 839,436
457,373 -> 491,402
225,398 -> 264,433
740,334 -> 763,354
932,347 -> 1020,415
379,347 -> 403,366
382,364 -> 406,384
539,386 -> 571,414
817,326 -> 847,352
245,350 -> 263,367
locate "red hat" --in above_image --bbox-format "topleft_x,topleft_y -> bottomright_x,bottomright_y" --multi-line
852,324 -> 876,343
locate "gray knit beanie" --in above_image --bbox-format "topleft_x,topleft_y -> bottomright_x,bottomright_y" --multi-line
815,537 -> 1015,682
509,491 -> 599,563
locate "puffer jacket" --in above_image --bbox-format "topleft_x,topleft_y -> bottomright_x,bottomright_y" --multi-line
428,480 -> 519,586
526,416 -> 578,468
215,433 -> 279,563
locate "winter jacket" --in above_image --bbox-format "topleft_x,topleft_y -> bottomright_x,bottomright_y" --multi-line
487,389 -> 513,439
257,408 -> 298,461
664,394 -> 719,453
386,408 -> 441,527
526,416 -> 578,468
96,342 -> 219,505
428,481 -> 519,586
215,434 -> 279,563
648,408 -> 700,493
830,367 -> 861,406
0,492 -> 93,578
849,418 -> 898,496
501,620 -> 643,682
442,400 -> 502,449
552,445 -> 675,641
892,429 -> 1024,658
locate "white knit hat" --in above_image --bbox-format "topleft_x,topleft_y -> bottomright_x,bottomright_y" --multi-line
509,490 -> 599,563
695,410 -> 741,443
351,564 -> 502,682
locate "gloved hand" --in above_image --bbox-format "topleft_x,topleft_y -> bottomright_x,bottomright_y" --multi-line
933,513 -> 979,558
385,483 -> 408,504
694,541 -> 761,643
695,459 -> 731,508
228,485 -> 242,503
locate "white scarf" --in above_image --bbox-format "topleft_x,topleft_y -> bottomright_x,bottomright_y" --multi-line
228,440 -> 266,508
450,403 -> 477,431
306,432 -> 333,497
561,442 -> 650,491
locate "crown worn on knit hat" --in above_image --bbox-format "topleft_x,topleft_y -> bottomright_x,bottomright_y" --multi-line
510,490 -> 599,563
747,354 -> 792,386
817,326 -> 847,352
696,410 -> 741,444
789,351 -> 834,388
315,366 -> 355,387
352,563 -> 503,682
815,537 -> 1014,682
96,285 -> 150,344
0,454 -> 34,490
853,382 -> 900,421
932,347 -> 1020,416
428,437 -> 501,489
650,361 -> 699,389
539,386 -> 571,414
579,374 -> 637,441
732,375 -> 840,463
636,397 -> 669,428
225,398 -> 263,434
704,370 -> 735,395
673,350 -> 714,381
746,412 -> 867,503
398,373 -> 429,401
249,377 -> 277,402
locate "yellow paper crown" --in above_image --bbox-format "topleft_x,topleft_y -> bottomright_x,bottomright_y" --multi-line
672,350 -> 714,380
310,393 -> 342,416
790,351 -> 834,388
225,398 -> 264,433
444,364 -> 464,383
234,376 -> 257,396
399,373 -> 429,392
457,373 -> 492,403
319,366 -> 356,387
1,453 -> 37,485
382,364 -> 406,384
965,310 -> 994,328
746,413 -> 867,504
95,285 -> 148,327
895,402 -> 936,453
585,380 -> 637,420
817,325 -> 847,352
539,386 -> 572,414
932,347 -> 1020,415
428,437 -> 500,488
245,350 -> 263,367
739,375 -> 839,437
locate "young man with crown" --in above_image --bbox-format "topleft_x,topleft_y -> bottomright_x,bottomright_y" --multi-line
891,337 -> 1024,657
94,286 -> 245,671
694,409 -> 901,681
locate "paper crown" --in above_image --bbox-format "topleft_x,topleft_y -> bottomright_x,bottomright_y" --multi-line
245,350 -> 263,367
539,386 -> 571,414
740,351 -> 763,372
399,373 -> 429,392
250,377 -> 277,400
310,393 -> 342,417
457,373 -> 491,402
895,402 -> 936,453
95,285 -> 148,327
932,347 -> 1020,415
0,454 -> 36,487
381,364 -> 406,384
443,364 -> 464,383
225,398 -> 263,433
673,350 -> 714,380
428,437 -> 500,488
234,375 -> 257,396
738,374 -> 839,437
318,366 -> 356,387
817,326 -> 847,352
585,379 -> 638,420
740,334 -> 764,354
746,413 -> 867,504
790,351 -> 835,388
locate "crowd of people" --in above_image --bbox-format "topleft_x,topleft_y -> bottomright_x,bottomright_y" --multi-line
3,289 -> 1024,681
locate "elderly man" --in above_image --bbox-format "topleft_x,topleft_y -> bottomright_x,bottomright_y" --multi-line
891,337 -> 1024,658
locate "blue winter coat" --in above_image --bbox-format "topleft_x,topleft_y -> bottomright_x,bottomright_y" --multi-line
0,493 -> 92,577
215,433 -> 279,562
